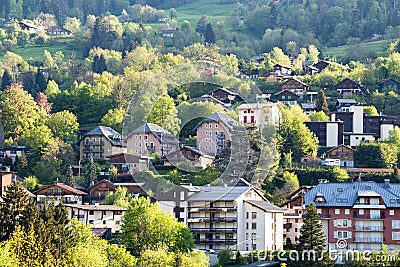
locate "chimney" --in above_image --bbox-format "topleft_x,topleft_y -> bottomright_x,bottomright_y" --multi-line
4,166 -> 10,172
384,179 -> 390,185
331,113 -> 336,122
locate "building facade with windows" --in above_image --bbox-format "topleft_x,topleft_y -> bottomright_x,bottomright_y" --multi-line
124,123 -> 179,156
195,112 -> 237,155
65,204 -> 126,234
304,181 -> 400,251
35,182 -> 87,205
79,126 -> 126,161
158,179 -> 284,251
237,103 -> 280,130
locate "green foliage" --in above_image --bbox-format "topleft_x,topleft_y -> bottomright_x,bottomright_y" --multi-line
104,186 -> 132,208
309,111 -> 329,122
138,247 -> 175,267
354,142 -> 398,168
101,108 -> 125,133
331,166 -> 350,182
315,90 -> 329,113
217,249 -> 232,266
23,176 -> 38,191
47,110 -> 79,143
85,156 -> 98,186
363,106 -> 379,116
273,171 -> 300,204
148,94 -> 181,134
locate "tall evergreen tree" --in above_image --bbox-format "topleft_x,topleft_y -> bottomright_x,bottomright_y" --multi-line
195,15 -> 209,36
1,70 -> 12,90
296,202 -> 332,266
65,165 -> 74,186
315,90 -> 329,113
35,69 -> 47,93
0,182 -> 36,241
22,71 -> 37,96
85,156 -> 97,186
92,54 -> 107,74
204,23 -> 215,43
14,152 -> 29,178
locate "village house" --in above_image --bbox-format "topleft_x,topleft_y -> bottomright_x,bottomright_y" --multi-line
88,179 -> 143,203
280,78 -> 310,97
35,182 -> 87,205
378,78 -> 400,91
158,179 -> 284,251
194,112 -> 236,155
78,126 -> 126,161
237,102 -> 280,130
46,26 -> 72,35
273,64 -> 292,75
124,123 -> 179,156
210,87 -> 242,103
274,90 -> 299,107
106,153 -> 151,173
164,146 -> 214,169
335,78 -> 362,96
326,144 -> 354,168
265,72 -> 284,83
335,99 -> 357,112
301,103 -> 317,115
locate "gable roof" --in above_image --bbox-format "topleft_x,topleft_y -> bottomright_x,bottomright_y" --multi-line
326,144 -> 354,153
88,179 -> 144,190
193,112 -> 237,132
80,126 -> 123,146
378,78 -> 400,86
281,78 -> 309,87
275,89 -> 300,100
304,181 -> 400,208
127,123 -> 178,144
335,78 -> 361,89
35,183 -> 87,195
188,94 -> 226,106
212,87 -> 239,96
245,200 -> 284,212
167,146 -> 214,158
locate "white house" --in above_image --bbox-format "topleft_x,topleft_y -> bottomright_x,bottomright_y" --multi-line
237,102 -> 280,130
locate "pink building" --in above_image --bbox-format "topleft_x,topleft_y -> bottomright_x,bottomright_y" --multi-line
194,112 -> 237,155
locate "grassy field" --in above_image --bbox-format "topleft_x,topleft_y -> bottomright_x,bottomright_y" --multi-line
175,0 -> 236,30
1,37 -> 84,63
322,39 -> 395,60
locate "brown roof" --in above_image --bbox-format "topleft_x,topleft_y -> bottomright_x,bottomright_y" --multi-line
35,182 -> 87,195
64,204 -> 127,211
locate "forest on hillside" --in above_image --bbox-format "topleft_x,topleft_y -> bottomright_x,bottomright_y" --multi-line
1,0 -> 400,51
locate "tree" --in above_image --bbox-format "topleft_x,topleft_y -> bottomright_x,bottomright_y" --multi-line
35,69 -> 47,93
1,70 -> 12,90
23,176 -> 38,191
35,92 -> 53,114
297,202 -> 331,266
85,156 -> 98,186
195,15 -> 210,36
92,54 -> 107,74
217,249 -> 232,266
309,111 -> 329,122
104,186 -> 131,208
308,45 -> 320,63
274,171 -> 300,204
65,165 -> 74,186
363,106 -> 379,116
46,110 -> 79,143
0,182 -> 36,241
138,247 -> 174,267
101,108 -> 125,133
388,126 -> 400,144
331,166 -> 350,182
44,80 -> 61,99
204,23 -> 215,43
148,94 -> 181,134
169,8 -> 177,20
315,90 -> 329,113
354,142 -> 398,168
15,152 -> 29,178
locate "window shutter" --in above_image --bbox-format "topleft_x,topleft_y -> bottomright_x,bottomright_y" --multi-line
348,220 -> 352,227
334,220 -> 338,227
348,231 -> 352,238
334,231 -> 338,238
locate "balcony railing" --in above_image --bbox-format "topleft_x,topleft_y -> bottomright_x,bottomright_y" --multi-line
195,239 -> 237,245
354,226 -> 385,231
353,214 -> 385,220
354,237 -> 384,243
188,217 -> 237,223
190,207 -> 236,213
190,228 -> 237,233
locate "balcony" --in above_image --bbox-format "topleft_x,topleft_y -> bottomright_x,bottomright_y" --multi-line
284,223 -> 292,229
195,239 -> 237,245
354,237 -> 384,243
190,228 -> 237,233
353,214 -> 385,220
217,133 -> 226,139
187,217 -> 237,223
73,214 -> 85,219
354,226 -> 384,231
190,207 -> 236,213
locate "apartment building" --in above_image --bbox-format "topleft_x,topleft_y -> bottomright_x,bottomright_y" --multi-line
158,179 -> 284,251
65,204 -> 126,234
304,180 -> 400,251
79,126 -> 126,161
195,112 -> 237,155
124,123 -> 179,156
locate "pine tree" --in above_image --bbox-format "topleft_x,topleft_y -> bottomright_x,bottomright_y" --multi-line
204,23 -> 215,43
0,182 -> 36,241
65,165 -> 74,186
92,54 -> 107,74
14,152 -> 29,178
35,69 -> 47,93
1,70 -> 12,90
85,156 -> 97,186
296,202 -> 332,266
315,90 -> 329,113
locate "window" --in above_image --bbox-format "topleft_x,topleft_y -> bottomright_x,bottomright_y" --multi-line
252,222 -> 257,229
215,131 -> 218,136
103,220 -> 106,224
390,210 -> 395,216
180,191 -> 185,200
144,135 -> 148,140
393,232 -> 400,240
335,209 -> 340,215
89,210 -> 94,215
359,209 -> 364,215
334,231 -> 352,239
93,138 -> 96,143
252,212 -> 257,219
103,211 -> 107,215
246,222 -> 249,229
246,212 -> 249,219
205,124 -> 208,128
215,124 -> 218,128
317,209 -> 321,214
89,220 -> 93,224
392,220 -> 400,229
345,209 -> 350,215
335,219 -> 351,227
135,135 -> 138,139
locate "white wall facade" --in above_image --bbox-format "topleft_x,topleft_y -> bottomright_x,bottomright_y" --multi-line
326,123 -> 339,147
350,106 -> 364,134
349,134 -> 375,146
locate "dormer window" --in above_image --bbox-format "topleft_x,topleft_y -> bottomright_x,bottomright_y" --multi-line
314,195 -> 326,203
